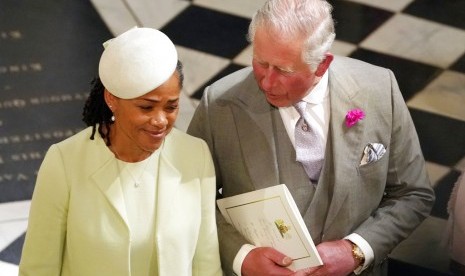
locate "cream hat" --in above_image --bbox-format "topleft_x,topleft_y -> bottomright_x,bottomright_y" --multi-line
98,27 -> 178,99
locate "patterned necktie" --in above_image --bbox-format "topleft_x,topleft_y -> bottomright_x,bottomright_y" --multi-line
293,101 -> 324,182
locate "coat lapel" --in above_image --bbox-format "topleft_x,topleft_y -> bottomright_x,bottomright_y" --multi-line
228,81 -> 281,190
319,61 -> 368,233
154,136 -> 182,274
92,153 -> 129,228
155,143 -> 182,229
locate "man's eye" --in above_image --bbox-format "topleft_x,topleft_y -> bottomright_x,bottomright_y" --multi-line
277,68 -> 293,74
255,60 -> 268,67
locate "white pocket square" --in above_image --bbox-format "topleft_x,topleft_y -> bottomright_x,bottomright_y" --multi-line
360,143 -> 386,165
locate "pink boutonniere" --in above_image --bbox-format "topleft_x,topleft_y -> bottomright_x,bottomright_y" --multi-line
345,109 -> 365,127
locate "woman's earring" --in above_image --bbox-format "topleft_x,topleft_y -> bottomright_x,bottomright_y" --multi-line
107,103 -> 115,122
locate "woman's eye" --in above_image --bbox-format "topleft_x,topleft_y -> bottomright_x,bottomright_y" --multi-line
167,105 -> 179,111
139,105 -> 152,110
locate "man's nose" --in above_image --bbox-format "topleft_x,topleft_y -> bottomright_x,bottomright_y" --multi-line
260,67 -> 277,91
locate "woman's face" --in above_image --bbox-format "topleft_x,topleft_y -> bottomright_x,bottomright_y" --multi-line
105,72 -> 180,161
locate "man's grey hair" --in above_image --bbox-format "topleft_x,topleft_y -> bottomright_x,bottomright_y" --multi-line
248,0 -> 336,71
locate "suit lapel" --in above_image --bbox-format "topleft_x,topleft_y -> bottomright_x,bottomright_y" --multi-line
319,61 -> 368,233
229,83 -> 281,190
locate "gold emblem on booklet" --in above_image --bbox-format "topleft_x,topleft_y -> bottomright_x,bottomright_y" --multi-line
274,219 -> 291,238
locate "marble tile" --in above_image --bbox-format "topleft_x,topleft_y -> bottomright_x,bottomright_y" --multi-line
451,53 -> 465,73
410,108 -> 465,167
455,157 -> 465,172
0,219 -> 28,252
331,1 -> 393,44
389,216 -> 450,273
407,70 -> 465,122
0,201 -> 30,252
361,14 -> 465,69
161,5 -> 250,59
175,90 -> 196,132
191,63 -> 246,100
233,45 -> 253,67
190,98 -> 201,110
330,40 -> 357,57
123,0 -> 189,29
350,48 -> 439,101
194,0 -> 266,19
431,170 -> 463,219
0,261 -> 18,276
426,162 -> 453,188
90,0 -> 140,35
176,46 -> 230,96
345,0 -> 413,12
90,0 -> 189,35
0,201 -> 30,223
404,0 -> 465,30
175,45 -> 231,132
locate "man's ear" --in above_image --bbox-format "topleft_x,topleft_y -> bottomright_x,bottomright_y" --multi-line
315,53 -> 334,77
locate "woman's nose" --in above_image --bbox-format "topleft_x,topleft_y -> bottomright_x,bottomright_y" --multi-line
150,113 -> 167,127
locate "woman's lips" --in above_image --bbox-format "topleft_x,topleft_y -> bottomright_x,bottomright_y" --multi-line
145,129 -> 165,139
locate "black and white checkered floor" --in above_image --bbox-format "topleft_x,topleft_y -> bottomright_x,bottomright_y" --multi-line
1,0 -> 464,275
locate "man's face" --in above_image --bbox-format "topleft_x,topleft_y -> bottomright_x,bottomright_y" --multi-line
252,27 -> 318,107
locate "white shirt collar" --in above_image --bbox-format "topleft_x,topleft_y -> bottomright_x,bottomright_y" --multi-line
279,69 -> 330,148
302,70 -> 329,105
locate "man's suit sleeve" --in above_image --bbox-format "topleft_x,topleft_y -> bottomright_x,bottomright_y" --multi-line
355,69 -> 435,267
187,86 -> 250,275
192,139 -> 223,276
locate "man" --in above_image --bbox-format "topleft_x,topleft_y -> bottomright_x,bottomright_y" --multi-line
187,0 -> 435,275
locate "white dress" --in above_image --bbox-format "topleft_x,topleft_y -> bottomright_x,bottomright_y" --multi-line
117,151 -> 160,276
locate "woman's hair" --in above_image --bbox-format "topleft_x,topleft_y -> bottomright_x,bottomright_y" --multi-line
82,60 -> 184,145
247,0 -> 335,71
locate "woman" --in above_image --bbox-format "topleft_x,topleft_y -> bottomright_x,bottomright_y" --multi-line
448,171 -> 465,275
19,27 -> 222,276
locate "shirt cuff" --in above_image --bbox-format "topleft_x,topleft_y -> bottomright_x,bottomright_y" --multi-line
345,233 -> 374,274
232,244 -> 256,276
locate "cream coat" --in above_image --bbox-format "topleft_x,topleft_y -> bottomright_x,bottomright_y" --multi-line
19,127 -> 222,276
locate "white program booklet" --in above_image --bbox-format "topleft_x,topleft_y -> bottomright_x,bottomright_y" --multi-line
217,184 -> 323,271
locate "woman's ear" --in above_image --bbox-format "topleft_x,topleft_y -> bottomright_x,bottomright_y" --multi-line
104,89 -> 116,111
315,53 -> 334,77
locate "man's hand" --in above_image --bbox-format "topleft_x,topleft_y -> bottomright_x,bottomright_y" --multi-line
242,247 -> 294,276
293,239 -> 358,276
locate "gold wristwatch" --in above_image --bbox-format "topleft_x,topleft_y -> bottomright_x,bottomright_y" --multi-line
350,241 -> 365,266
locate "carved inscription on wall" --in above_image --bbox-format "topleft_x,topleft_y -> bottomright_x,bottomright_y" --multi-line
0,2 -> 113,202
